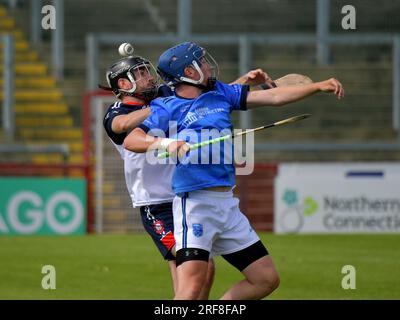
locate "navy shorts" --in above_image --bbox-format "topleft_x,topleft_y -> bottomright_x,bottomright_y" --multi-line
139,202 -> 176,261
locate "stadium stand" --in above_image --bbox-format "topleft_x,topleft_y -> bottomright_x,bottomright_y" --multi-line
0,3 -> 81,166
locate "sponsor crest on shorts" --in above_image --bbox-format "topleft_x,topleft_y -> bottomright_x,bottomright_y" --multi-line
153,219 -> 165,235
192,223 -> 203,237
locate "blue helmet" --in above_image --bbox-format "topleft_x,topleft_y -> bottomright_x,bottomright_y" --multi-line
157,42 -> 218,87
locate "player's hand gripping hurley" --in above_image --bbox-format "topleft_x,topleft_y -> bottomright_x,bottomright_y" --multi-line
157,113 -> 312,159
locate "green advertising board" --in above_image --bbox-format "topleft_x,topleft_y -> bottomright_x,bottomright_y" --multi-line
0,178 -> 86,235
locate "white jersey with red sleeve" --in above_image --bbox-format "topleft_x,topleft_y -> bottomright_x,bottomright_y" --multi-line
103,101 -> 175,207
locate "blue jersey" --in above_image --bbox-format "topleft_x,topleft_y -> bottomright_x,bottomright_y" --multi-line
139,81 -> 249,194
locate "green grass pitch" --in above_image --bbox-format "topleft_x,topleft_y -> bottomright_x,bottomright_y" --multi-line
0,233 -> 399,299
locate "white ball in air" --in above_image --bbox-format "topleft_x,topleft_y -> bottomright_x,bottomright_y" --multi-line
118,43 -> 134,56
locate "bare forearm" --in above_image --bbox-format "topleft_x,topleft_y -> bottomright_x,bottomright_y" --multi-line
246,83 -> 319,109
246,78 -> 344,109
123,108 -> 151,131
123,128 -> 162,153
112,108 -> 151,133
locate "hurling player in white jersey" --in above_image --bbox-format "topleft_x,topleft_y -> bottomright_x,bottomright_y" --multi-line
101,48 -> 276,298
123,42 -> 344,300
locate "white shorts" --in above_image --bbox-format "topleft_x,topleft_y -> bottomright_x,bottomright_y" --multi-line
173,189 -> 260,257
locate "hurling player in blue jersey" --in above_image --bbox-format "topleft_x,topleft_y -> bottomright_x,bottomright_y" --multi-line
123,42 -> 344,300
101,49 -> 276,298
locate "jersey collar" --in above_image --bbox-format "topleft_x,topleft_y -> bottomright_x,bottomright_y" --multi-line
122,101 -> 147,108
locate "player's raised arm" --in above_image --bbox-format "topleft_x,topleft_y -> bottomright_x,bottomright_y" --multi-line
246,77 -> 344,109
230,68 -> 274,87
111,108 -> 151,134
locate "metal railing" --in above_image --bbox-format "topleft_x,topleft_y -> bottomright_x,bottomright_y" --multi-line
0,143 -> 70,163
1,34 -> 14,142
29,0 -> 64,79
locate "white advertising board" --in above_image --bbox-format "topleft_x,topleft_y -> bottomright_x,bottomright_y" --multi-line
274,163 -> 400,233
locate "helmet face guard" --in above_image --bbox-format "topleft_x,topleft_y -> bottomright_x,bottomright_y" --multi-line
157,42 -> 219,89
120,62 -> 160,100
181,47 -> 219,86
104,56 -> 160,101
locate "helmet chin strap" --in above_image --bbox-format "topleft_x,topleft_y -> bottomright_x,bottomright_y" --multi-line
177,61 -> 216,91
118,71 -> 138,95
118,70 -> 159,102
181,78 -> 216,92
99,82 -> 157,102
121,89 -> 157,103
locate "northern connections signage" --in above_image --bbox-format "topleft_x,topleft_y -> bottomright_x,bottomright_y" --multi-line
274,163 -> 400,234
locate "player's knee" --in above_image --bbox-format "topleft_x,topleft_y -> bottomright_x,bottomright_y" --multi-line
176,282 -> 204,300
258,269 -> 280,294
269,270 -> 280,291
249,265 -> 280,299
